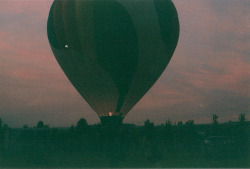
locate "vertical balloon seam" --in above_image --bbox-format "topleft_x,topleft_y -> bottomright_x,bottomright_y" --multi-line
47,0 -> 180,122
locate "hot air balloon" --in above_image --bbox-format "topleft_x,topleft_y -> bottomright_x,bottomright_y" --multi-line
47,0 -> 179,125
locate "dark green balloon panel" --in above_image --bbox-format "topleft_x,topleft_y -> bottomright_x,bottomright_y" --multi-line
47,0 -> 179,119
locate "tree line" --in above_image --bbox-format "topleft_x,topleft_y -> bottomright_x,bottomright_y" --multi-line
0,113 -> 248,168
0,112 -> 245,130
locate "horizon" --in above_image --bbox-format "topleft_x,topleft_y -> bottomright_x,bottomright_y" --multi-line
1,113 -> 248,128
0,0 -> 249,127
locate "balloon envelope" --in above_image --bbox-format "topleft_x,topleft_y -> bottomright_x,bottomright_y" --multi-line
47,0 -> 179,121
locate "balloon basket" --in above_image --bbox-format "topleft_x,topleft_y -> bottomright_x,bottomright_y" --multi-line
100,115 -> 124,126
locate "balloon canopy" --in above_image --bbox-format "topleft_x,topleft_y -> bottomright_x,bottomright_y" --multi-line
47,0 -> 179,124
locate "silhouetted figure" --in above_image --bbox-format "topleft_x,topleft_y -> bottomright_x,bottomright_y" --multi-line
237,113 -> 248,158
75,118 -> 88,145
211,114 -> 219,136
142,119 -> 161,163
0,118 -> 3,161
164,119 -> 174,152
177,121 -> 183,125
185,120 -> 197,152
212,114 -> 218,125
185,120 -> 194,126
0,118 -> 2,128
144,119 -> 155,140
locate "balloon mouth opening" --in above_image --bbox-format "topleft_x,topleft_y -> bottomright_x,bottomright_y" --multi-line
99,113 -> 124,126
99,112 -> 125,117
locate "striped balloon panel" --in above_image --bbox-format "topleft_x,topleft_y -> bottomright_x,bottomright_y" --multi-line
47,0 -> 179,117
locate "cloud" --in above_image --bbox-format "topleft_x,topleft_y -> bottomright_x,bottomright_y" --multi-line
126,0 -> 250,124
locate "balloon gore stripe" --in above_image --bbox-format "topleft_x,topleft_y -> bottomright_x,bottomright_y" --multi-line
47,0 -> 179,124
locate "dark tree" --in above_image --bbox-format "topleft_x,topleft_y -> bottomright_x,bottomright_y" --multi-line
23,125 -> 28,129
0,118 -> 2,128
36,121 -> 44,128
76,118 -> 88,131
239,113 -> 246,123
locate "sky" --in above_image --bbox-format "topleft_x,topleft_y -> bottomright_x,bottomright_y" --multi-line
0,0 -> 249,127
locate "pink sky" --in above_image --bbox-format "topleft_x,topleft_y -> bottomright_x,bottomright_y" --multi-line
0,0 -> 249,127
